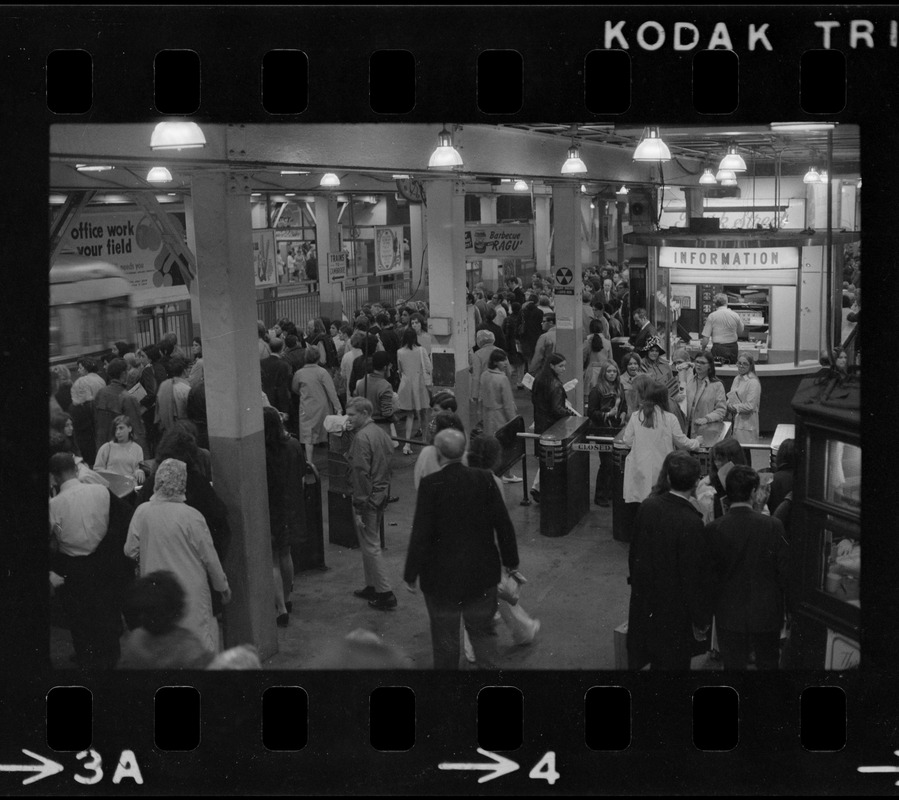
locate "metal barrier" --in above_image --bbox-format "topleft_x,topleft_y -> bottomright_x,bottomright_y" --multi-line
344,277 -> 413,315
135,308 -> 194,350
257,288 -> 321,328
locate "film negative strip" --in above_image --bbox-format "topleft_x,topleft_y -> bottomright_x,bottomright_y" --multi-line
2,4 -> 897,795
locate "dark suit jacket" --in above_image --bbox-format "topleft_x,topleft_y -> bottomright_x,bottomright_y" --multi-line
627,492 -> 711,662
260,355 -> 292,412
404,463 -> 519,601
704,506 -> 790,633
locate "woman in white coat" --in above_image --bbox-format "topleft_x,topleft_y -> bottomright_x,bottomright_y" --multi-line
396,326 -> 431,455
622,383 -> 702,505
726,353 -> 762,443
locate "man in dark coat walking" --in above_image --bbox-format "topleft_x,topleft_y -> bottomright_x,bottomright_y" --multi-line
627,452 -> 711,670
403,429 -> 520,669
704,465 -> 791,670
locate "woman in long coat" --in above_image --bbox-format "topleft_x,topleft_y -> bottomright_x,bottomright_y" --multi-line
125,458 -> 231,652
621,384 -> 701,505
396,327 -> 431,455
479,349 -> 520,483
292,347 -> 342,463
726,353 -> 762,443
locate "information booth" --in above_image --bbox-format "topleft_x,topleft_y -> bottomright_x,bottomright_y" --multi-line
623,230 -> 860,432
784,373 -> 860,669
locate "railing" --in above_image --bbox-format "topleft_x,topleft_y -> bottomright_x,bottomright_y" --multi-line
136,309 -> 194,350
257,289 -> 321,329
343,277 -> 414,316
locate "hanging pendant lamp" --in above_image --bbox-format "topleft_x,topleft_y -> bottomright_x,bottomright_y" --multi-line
699,168 -> 717,185
803,167 -> 821,184
818,170 -> 829,184
146,166 -> 173,183
150,121 -> 206,150
561,145 -> 587,174
428,126 -> 463,169
718,144 -> 747,172
633,126 -> 671,162
716,168 -> 737,183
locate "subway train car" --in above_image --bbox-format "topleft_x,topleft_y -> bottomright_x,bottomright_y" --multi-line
50,254 -> 134,366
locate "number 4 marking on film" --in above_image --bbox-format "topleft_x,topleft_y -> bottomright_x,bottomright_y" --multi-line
528,751 -> 560,785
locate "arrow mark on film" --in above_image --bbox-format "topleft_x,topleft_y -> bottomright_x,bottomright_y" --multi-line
438,748 -> 519,784
0,749 -> 64,785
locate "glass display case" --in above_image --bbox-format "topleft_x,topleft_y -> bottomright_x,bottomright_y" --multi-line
788,383 -> 860,669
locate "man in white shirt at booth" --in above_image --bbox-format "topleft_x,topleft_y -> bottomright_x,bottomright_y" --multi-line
700,293 -> 744,364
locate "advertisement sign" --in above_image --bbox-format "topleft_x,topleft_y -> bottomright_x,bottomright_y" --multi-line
64,210 -> 190,304
253,229 -> 277,287
374,226 -> 404,275
327,251 -> 347,282
464,224 -> 533,259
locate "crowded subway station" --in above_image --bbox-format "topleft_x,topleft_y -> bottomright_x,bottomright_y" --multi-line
47,121 -> 861,671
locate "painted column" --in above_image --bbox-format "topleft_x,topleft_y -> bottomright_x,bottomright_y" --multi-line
479,196 -> 499,292
409,200 -> 426,299
534,195 -> 551,277
424,178 -> 471,430
551,183 -> 585,413
190,172 -> 277,660
314,195 -> 344,323
183,196 -> 203,337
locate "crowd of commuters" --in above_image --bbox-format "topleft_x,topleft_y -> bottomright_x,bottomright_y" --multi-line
48,260 -> 857,671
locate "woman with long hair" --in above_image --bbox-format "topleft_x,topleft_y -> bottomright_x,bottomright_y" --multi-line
583,317 -> 612,390
263,406 -> 307,627
396,326 -> 431,455
620,351 -> 647,419
529,352 -> 575,502
726,352 -> 762,443
684,351 -> 728,437
587,361 -> 627,506
621,383 -> 701,506
188,336 -> 204,388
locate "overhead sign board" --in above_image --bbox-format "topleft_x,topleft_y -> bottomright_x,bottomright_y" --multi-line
464,224 -> 534,259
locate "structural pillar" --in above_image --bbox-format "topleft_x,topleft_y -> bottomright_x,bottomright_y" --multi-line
409,200 -> 426,298
479,196 -> 499,292
551,184 -> 585,413
534,195 -> 551,277
424,178 -> 472,430
314,195 -> 344,322
183,195 -> 203,337
190,172 -> 277,660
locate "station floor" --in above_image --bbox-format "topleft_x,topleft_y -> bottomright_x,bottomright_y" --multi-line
51,386 -> 752,671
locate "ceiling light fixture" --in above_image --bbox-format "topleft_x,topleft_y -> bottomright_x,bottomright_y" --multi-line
770,121 -> 836,132
818,170 -> 829,184
718,143 -> 747,172
146,166 -> 173,183
75,164 -> 115,172
803,167 -> 820,184
428,125 -> 463,169
561,145 -> 587,175
857,178 -> 861,190
513,179 -> 529,192
392,174 -> 411,180
280,170 -> 309,175
721,177 -> 738,187
716,169 -> 737,183
616,185 -> 629,197
699,168 -> 717,186
319,173 -> 340,187
150,121 -> 206,150
633,126 -> 671,162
